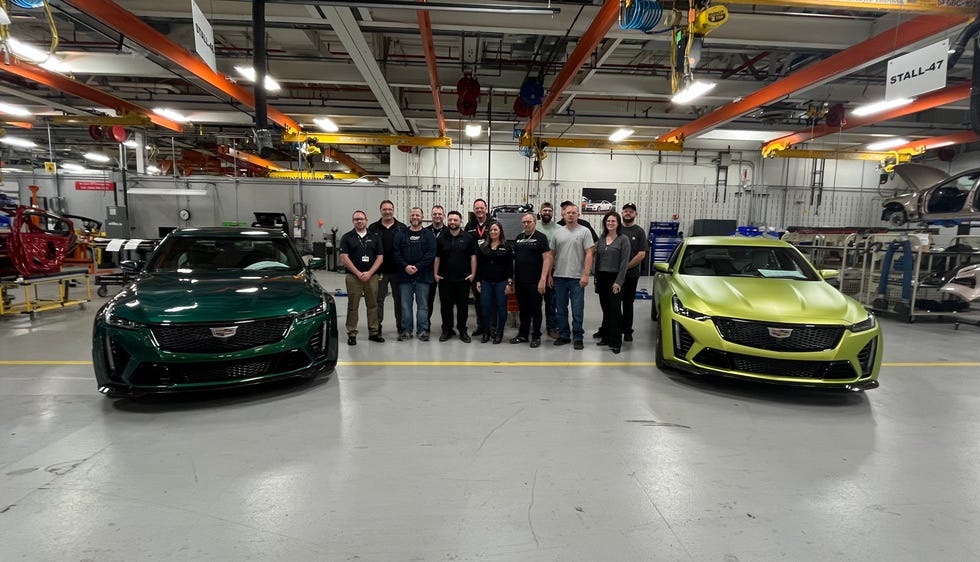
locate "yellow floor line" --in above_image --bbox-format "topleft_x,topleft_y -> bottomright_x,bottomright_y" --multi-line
0,360 -> 977,368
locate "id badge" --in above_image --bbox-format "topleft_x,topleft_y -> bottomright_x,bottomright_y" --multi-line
361,255 -> 370,263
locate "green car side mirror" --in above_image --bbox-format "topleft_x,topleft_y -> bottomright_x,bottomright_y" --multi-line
307,257 -> 326,270
654,262 -> 670,273
819,269 -> 840,279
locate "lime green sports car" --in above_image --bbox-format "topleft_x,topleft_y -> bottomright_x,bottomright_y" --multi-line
92,228 -> 338,397
652,237 -> 881,390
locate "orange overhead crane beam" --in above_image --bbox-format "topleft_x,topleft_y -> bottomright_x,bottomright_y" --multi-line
216,146 -> 290,172
417,3 -> 446,136
726,0 -> 978,15
762,82 -> 972,157
0,58 -> 184,132
324,148 -> 369,177
523,0 -> 621,136
658,15 -> 967,145
894,131 -> 980,154
63,0 -> 301,133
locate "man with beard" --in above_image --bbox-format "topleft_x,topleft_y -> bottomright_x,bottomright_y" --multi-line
536,202 -> 560,339
426,205 -> 447,325
617,203 -> 648,342
338,210 -> 385,345
464,198 -> 497,337
434,211 -> 477,342
368,200 -> 407,337
393,207 -> 437,341
550,203 -> 595,350
510,213 -> 552,348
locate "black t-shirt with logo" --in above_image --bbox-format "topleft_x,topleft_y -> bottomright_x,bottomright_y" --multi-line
368,219 -> 406,274
512,230 -> 550,284
339,229 -> 383,273
436,230 -> 477,281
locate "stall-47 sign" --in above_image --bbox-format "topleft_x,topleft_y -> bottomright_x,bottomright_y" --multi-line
886,39 -> 949,101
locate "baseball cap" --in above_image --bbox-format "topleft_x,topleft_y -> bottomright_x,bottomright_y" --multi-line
622,203 -> 637,211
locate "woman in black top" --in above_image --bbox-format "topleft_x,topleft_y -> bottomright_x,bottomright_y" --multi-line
595,211 -> 631,354
476,223 -> 514,343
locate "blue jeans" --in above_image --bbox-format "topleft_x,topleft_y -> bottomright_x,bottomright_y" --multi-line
554,277 -> 585,341
399,279 -> 431,335
480,280 -> 508,334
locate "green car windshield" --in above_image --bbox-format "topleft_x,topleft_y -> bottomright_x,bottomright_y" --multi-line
145,236 -> 304,273
677,245 -> 820,281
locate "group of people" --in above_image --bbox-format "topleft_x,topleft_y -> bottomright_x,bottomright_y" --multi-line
338,198 -> 648,354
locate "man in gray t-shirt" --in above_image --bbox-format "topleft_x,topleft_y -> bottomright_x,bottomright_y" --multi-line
550,204 -> 595,349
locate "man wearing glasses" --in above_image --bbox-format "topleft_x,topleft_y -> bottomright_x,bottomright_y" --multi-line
510,213 -> 552,348
339,210 -> 385,345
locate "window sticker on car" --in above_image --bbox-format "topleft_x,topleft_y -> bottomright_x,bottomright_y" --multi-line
758,268 -> 806,279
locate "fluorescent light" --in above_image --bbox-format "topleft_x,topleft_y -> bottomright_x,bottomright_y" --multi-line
145,165 -> 161,174
1,167 -> 25,173
0,101 -> 31,117
672,80 -> 716,104
62,162 -> 86,171
123,139 -> 139,148
0,7 -> 10,25
153,108 -> 190,122
697,129 -> 792,142
852,98 -> 914,117
39,58 -> 70,73
314,117 -> 339,132
0,136 -> 36,149
6,38 -> 51,63
301,1 -> 559,14
84,152 -> 111,163
608,128 -> 634,142
233,65 -> 281,91
866,138 -> 909,151
127,188 -> 209,196
465,123 -> 482,137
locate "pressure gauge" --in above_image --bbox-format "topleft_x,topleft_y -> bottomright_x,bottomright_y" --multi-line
178,208 -> 191,221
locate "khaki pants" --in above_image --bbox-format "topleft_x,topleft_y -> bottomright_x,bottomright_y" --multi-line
345,272 -> 380,336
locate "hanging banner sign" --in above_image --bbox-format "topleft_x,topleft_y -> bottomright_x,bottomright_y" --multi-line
191,0 -> 217,74
886,39 -> 949,100
75,181 -> 116,191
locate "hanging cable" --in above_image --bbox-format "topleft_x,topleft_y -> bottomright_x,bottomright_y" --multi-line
619,0 -> 663,32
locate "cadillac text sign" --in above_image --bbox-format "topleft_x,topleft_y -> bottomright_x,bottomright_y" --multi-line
191,0 -> 217,73
886,39 -> 949,100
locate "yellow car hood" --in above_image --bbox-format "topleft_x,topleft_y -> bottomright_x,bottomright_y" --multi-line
675,275 -> 867,325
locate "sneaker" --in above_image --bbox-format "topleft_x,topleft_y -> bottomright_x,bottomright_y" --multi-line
510,336 -> 529,344
397,332 -> 409,341
418,333 -> 430,342
492,334 -> 503,344
573,340 -> 584,350
553,337 -> 571,346
439,331 -> 452,342
459,330 -> 471,343
624,333 -> 633,342
347,335 -> 357,346
530,338 -> 541,348
368,334 -> 385,343
547,328 -> 559,339
481,332 -> 490,343
610,346 -> 621,354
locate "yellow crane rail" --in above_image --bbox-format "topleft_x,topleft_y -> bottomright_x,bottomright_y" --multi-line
518,136 -> 685,151
283,133 -> 452,147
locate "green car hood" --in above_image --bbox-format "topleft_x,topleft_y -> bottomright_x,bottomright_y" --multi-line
675,275 -> 867,325
111,271 -> 322,323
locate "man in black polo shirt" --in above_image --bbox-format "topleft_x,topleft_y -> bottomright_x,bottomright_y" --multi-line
510,213 -> 552,348
426,204 -> 447,325
434,210 -> 477,342
339,210 -> 385,345
463,198 -> 496,337
368,199 -> 406,337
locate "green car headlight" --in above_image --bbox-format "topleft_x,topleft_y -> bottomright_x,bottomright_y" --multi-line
849,313 -> 877,332
295,295 -> 328,321
105,308 -> 144,330
672,294 -> 710,321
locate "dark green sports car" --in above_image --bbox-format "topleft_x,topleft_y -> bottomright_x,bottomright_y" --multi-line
92,227 -> 338,396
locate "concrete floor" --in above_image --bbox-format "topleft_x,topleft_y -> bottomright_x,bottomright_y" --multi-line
1,272 -> 980,561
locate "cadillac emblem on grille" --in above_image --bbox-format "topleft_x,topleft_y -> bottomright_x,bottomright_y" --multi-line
768,327 -> 793,339
210,326 -> 239,338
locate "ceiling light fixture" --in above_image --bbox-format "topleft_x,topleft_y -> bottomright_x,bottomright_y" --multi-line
0,136 -> 37,149
0,101 -> 31,117
465,123 -> 482,137
84,152 -> 111,163
153,108 -> 190,122
61,162 -> 87,171
0,7 -> 10,25
852,98 -> 914,117
233,65 -> 282,91
123,139 -> 140,148
672,80 -> 716,104
314,117 -> 339,132
866,138 -> 909,151
39,58 -> 71,73
268,0 -> 560,15
146,165 -> 161,174
5,38 -> 53,63
608,128 -> 634,142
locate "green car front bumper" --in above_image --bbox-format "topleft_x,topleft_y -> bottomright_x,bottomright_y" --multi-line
92,311 -> 338,396
658,313 -> 882,390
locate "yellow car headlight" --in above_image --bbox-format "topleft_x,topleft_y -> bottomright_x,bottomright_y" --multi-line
849,313 -> 877,333
672,294 -> 710,321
